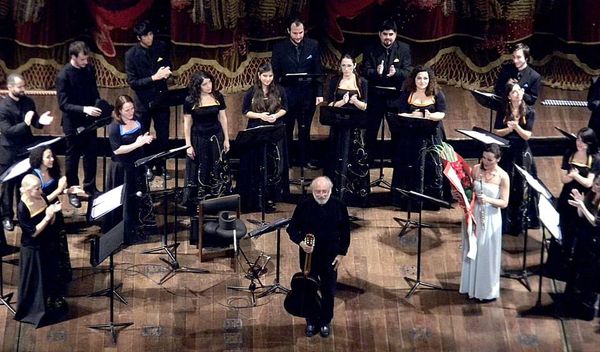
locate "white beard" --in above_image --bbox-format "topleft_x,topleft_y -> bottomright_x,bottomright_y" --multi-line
313,193 -> 330,205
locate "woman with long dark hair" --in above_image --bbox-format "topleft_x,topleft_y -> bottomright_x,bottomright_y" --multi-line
183,71 -> 232,211
236,62 -> 289,212
493,82 -> 536,236
325,54 -> 369,207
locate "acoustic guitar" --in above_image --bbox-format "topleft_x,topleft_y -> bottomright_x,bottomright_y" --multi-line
283,234 -> 322,318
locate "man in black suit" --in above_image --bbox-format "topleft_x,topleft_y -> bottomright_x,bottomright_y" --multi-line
125,20 -> 172,180
0,73 -> 53,232
56,41 -> 103,207
272,19 -> 323,168
495,43 -> 541,106
361,19 -> 412,160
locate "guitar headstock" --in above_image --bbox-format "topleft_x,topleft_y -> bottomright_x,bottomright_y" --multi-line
304,234 -> 315,247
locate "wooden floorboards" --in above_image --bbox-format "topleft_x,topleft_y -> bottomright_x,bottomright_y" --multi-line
2,86 -> 600,351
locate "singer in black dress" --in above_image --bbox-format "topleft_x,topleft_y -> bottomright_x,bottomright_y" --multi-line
183,71 -> 232,212
391,66 -> 446,208
236,63 -> 289,212
325,54 -> 369,207
493,82 -> 536,236
105,95 -> 154,245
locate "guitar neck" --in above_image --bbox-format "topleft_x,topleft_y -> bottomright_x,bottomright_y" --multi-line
303,253 -> 312,276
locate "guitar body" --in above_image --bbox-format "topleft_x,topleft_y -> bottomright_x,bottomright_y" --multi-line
283,272 -> 322,318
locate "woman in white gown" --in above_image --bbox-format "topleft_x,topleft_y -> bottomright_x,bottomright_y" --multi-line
460,144 -> 510,302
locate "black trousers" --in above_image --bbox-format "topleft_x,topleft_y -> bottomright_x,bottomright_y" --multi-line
0,146 -> 20,223
138,106 -> 170,171
284,86 -> 316,166
65,132 -> 98,194
301,253 -> 338,325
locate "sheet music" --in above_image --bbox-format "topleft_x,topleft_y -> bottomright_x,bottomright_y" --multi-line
473,90 -> 500,99
538,196 -> 561,240
91,185 -> 124,220
286,73 -> 308,76
27,137 -> 62,151
0,159 -> 30,183
38,113 -> 53,125
169,145 -> 189,153
514,164 -> 553,199
456,129 -> 507,146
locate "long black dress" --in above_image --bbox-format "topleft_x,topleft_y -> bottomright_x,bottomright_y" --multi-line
31,169 -> 72,287
236,86 -> 289,212
183,93 -> 232,210
547,152 -> 599,280
324,76 -> 370,207
494,107 -> 537,236
390,90 -> 446,209
104,120 -> 147,245
14,198 -> 67,328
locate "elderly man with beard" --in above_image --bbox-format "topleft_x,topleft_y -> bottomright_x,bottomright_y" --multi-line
287,176 -> 351,338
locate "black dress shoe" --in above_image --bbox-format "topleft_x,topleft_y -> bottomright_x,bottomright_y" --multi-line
320,324 -> 331,337
68,194 -> 82,208
305,324 -> 317,337
2,219 -> 14,231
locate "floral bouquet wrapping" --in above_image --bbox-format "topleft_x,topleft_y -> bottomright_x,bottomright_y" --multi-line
430,142 -> 478,259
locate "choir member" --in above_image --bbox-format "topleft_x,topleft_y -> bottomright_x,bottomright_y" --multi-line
494,43 -> 541,106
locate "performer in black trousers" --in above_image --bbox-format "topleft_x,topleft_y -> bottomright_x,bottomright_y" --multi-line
287,176 -> 350,338
0,73 -> 51,233
272,18 -> 323,168
495,43 -> 541,106
56,41 -> 102,207
125,19 -> 172,180
587,76 -> 600,137
361,19 -> 412,160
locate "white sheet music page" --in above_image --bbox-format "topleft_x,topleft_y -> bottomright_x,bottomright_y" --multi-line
457,129 -> 507,146
91,185 -> 124,219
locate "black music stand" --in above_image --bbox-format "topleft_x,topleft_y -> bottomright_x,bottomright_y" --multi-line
456,127 -> 510,147
136,145 -> 208,284
235,124 -> 286,225
471,90 -> 502,131
369,86 -> 398,190
227,226 -> 265,308
87,185 -> 133,344
157,87 -> 188,186
281,73 -> 326,195
387,113 -> 438,234
554,126 -> 577,141
319,106 -> 368,208
398,189 -> 452,298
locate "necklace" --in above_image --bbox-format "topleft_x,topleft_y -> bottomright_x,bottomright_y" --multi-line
481,168 -> 497,182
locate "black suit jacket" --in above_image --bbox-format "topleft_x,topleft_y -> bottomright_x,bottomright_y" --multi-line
125,40 -> 171,112
272,37 -> 323,97
495,64 -> 541,106
362,40 -> 412,92
0,95 -> 42,164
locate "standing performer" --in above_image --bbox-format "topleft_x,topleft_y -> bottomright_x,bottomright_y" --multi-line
183,71 -> 231,212
272,18 -> 323,168
495,43 -> 541,106
0,73 -> 52,233
237,62 -> 289,213
361,19 -> 412,160
56,41 -> 102,207
325,54 -> 369,207
104,95 -> 154,245
493,82 -> 536,236
14,175 -> 67,328
459,144 -> 509,302
125,19 -> 172,180
392,66 -> 446,207
587,76 -> 600,137
29,146 -> 73,289
547,128 -> 599,280
287,176 -> 350,338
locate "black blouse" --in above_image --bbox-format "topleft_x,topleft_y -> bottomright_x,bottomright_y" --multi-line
18,199 -> 50,248
494,106 -> 535,148
327,75 -> 369,108
108,120 -> 144,164
184,92 -> 226,136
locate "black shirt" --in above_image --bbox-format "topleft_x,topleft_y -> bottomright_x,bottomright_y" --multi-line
327,75 -> 369,107
272,38 -> 323,97
183,92 -> 226,136
242,85 -> 288,128
125,41 -> 171,112
108,120 -> 145,164
17,199 -> 50,248
56,63 -> 100,135
494,106 -> 535,149
362,40 -> 412,92
494,64 -> 541,106
0,95 -> 43,164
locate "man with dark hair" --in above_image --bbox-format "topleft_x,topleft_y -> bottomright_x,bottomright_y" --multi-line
0,73 -> 53,231
56,40 -> 102,207
495,43 -> 541,106
287,176 -> 350,338
125,19 -> 172,180
587,76 -> 600,136
361,19 -> 412,162
272,18 -> 323,169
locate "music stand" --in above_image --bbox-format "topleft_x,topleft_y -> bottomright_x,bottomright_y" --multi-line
398,189 -> 452,298
156,87 -> 188,187
501,164 -> 553,291
87,185 -> 133,344
456,127 -> 510,147
369,86 -> 398,190
387,113 -> 438,234
319,106 -> 368,207
554,126 -> 577,141
471,90 -> 502,131
235,124 -> 286,225
136,145 -> 208,284
281,73 -> 326,195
